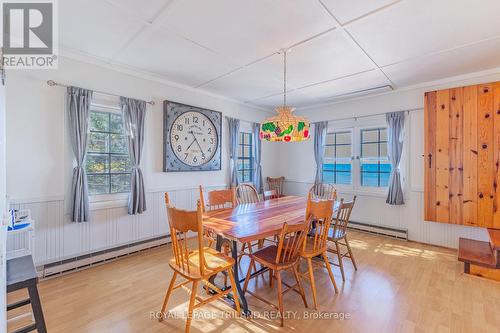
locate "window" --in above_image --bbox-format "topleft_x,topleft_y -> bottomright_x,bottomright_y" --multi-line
237,132 -> 253,183
86,111 -> 131,195
360,128 -> 391,187
323,131 -> 352,185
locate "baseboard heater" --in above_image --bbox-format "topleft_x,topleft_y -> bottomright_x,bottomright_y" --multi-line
40,235 -> 171,278
347,220 -> 408,240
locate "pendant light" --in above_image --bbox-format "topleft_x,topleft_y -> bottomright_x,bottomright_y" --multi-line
260,49 -> 310,142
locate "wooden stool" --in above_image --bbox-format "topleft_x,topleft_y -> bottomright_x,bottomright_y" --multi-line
7,255 -> 47,333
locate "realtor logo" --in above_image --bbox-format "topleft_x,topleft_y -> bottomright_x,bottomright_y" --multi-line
1,0 -> 58,68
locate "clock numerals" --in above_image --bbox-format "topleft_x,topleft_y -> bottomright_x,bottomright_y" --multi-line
170,111 -> 218,167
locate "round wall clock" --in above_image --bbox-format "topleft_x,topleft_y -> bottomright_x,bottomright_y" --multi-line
163,101 -> 222,172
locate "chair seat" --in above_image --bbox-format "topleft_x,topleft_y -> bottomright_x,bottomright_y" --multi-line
327,228 -> 346,240
169,247 -> 234,279
251,245 -> 297,269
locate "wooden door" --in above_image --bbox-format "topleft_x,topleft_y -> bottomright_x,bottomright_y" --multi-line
424,81 -> 500,229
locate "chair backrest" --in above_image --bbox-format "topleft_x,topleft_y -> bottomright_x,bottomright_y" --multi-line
165,193 -> 206,276
275,219 -> 311,265
263,189 -> 279,201
267,176 -> 285,196
305,193 -> 334,253
332,196 -> 357,238
199,186 -> 236,211
308,183 -> 337,201
236,183 -> 260,204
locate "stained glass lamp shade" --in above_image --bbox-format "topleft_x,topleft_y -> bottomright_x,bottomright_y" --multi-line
260,106 -> 310,142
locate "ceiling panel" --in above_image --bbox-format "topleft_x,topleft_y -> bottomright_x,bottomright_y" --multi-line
383,37 -> 500,87
346,0 -> 500,66
199,54 -> 284,102
286,29 -> 375,88
113,27 -> 239,87
60,0 -> 145,60
299,70 -> 390,100
320,0 -> 398,24
106,0 -> 172,23
250,89 -> 320,109
156,0 -> 335,65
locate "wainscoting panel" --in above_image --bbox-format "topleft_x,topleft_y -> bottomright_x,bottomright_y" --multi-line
8,185 -> 224,266
284,180 -> 488,249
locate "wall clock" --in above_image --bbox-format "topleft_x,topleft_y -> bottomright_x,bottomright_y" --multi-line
163,101 -> 222,172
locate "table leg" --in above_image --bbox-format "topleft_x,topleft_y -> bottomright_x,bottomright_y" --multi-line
231,240 -> 250,316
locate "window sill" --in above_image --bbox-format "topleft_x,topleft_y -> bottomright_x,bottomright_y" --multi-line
89,194 -> 129,210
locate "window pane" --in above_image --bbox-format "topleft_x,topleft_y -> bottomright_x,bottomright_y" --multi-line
110,114 -> 123,133
361,143 -> 378,158
380,128 -> 387,141
336,171 -> 352,185
360,161 -> 379,173
380,172 -> 391,187
239,132 -> 245,144
90,112 -> 108,132
336,132 -> 351,144
88,132 -> 108,153
110,134 -> 128,154
243,145 -> 251,157
380,143 -> 388,157
88,175 -> 109,195
245,133 -> 252,143
380,162 -> 392,173
361,129 -> 378,142
326,134 -> 335,145
361,172 -> 379,187
111,174 -> 130,193
336,145 -> 351,158
86,154 -> 109,173
324,146 -> 335,158
111,155 -> 131,173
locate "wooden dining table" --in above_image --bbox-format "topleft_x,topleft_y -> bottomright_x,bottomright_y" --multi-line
203,195 -> 309,315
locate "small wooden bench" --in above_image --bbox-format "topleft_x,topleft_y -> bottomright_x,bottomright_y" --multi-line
7,255 -> 46,333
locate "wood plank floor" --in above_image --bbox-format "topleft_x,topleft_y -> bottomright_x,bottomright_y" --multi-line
7,231 -> 500,333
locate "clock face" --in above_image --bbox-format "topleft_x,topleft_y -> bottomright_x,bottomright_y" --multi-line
169,111 -> 218,167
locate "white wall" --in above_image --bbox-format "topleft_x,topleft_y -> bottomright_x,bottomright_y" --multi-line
5,57 -> 280,265
280,71 -> 500,249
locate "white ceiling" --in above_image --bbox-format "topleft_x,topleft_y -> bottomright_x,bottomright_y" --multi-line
60,0 -> 500,110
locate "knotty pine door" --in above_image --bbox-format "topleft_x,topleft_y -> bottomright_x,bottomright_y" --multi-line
424,81 -> 500,229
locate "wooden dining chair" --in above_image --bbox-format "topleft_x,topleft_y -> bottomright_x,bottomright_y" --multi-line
159,193 -> 240,333
327,196 -> 357,281
263,189 -> 279,201
235,183 -> 260,204
266,176 -> 285,197
299,194 -> 338,310
199,186 -> 236,247
308,183 -> 337,201
242,220 -> 310,327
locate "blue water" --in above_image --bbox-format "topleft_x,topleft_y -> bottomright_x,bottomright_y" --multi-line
323,163 -> 392,187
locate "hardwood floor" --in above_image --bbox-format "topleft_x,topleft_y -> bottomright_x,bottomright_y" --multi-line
7,231 -> 500,333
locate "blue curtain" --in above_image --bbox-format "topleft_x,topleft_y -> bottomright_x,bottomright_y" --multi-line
67,87 -> 93,222
386,111 -> 405,205
252,122 -> 263,193
313,121 -> 328,184
227,117 -> 240,187
121,97 -> 147,215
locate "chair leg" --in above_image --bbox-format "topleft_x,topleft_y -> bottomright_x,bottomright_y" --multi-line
335,241 -> 346,281
246,242 -> 257,272
322,252 -> 339,294
275,270 -> 284,327
185,281 -> 198,333
306,258 -> 318,310
243,259 -> 254,293
227,268 -> 241,315
269,269 -> 274,288
345,236 -> 358,271
159,271 -> 178,322
27,284 -> 47,333
292,264 -> 308,308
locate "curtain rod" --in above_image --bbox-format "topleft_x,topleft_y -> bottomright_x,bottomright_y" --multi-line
320,107 -> 422,123
46,80 -> 156,106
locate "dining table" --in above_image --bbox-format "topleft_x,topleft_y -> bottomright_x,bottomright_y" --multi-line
203,195 -> 311,315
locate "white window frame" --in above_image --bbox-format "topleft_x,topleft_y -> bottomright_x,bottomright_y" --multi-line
237,121 -> 254,184
324,116 -> 393,197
